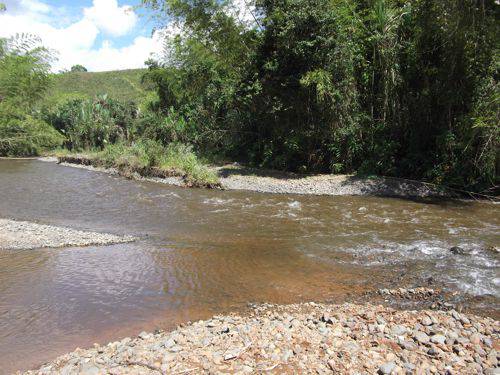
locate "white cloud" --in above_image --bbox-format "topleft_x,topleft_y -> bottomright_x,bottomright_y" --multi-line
226,0 -> 259,28
0,0 -> 163,72
83,0 -> 137,37
20,0 -> 51,14
67,32 -> 164,72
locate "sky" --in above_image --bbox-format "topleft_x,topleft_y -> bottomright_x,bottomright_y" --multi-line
0,0 -> 166,71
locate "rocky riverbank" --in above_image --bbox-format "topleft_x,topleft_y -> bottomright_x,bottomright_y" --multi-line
0,219 -> 135,250
215,164 -> 448,198
23,302 -> 499,374
41,157 -> 450,198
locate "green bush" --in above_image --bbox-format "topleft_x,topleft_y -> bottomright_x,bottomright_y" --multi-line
0,111 -> 64,156
135,107 -> 196,146
45,94 -> 138,150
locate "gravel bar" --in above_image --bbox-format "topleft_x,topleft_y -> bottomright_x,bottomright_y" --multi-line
0,219 -> 135,250
216,165 -> 445,197
40,158 -> 447,198
23,302 -> 499,374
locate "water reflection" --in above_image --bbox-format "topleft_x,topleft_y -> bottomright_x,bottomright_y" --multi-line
0,159 -> 498,373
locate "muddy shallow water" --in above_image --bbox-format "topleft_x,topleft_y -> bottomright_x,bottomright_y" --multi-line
0,159 -> 498,373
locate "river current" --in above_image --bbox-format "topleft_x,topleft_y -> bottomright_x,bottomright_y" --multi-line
0,159 -> 498,373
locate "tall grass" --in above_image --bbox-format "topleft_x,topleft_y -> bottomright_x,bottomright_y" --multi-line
58,140 -> 219,187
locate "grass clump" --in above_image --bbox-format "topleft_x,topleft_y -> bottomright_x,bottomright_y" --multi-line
60,140 -> 219,187
159,143 -> 220,186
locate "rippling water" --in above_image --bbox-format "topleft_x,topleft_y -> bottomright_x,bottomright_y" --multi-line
0,159 -> 498,373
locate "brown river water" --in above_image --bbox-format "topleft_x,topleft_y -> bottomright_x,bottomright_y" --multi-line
0,159 -> 499,373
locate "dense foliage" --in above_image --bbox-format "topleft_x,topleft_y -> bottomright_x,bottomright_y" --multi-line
0,0 -> 497,192
0,34 -> 63,156
45,94 -> 137,149
142,0 -> 499,192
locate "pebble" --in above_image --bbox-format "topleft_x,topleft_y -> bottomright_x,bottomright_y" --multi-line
421,316 -> 433,326
400,340 -> 417,350
430,334 -> 446,345
391,325 -> 407,336
427,346 -> 439,356
414,331 -> 430,344
484,337 -> 493,348
378,361 -> 396,374
21,302 -> 499,375
79,364 -> 99,375
470,334 -> 481,345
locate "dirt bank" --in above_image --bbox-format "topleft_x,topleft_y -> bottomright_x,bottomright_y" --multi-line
23,302 -> 499,374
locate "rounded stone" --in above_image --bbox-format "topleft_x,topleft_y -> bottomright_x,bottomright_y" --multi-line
430,334 -> 446,345
421,317 -> 433,326
414,331 -> 430,345
378,362 -> 396,374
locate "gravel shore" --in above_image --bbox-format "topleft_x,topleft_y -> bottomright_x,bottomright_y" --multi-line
0,219 -> 135,250
215,165 -> 446,197
40,157 -> 448,198
23,302 -> 499,374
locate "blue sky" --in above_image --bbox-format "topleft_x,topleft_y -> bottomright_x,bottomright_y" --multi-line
0,0 -> 165,71
34,0 -> 157,48
1,0 -> 254,71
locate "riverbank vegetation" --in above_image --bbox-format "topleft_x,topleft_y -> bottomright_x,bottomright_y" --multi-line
0,34 -> 64,156
0,0 -> 498,193
54,141 -> 219,188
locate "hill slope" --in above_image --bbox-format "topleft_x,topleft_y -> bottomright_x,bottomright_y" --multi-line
46,69 -> 148,105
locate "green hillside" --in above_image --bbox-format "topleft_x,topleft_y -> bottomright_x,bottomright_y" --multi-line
46,69 -> 149,106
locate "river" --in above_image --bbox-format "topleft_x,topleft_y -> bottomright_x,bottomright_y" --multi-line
0,159 -> 498,373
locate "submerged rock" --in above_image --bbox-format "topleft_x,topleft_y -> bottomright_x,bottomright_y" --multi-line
450,246 -> 468,255
484,245 -> 499,255
376,287 -> 438,300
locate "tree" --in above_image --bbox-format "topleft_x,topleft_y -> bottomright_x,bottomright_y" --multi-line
70,64 -> 88,72
141,0 -> 498,191
0,33 -> 63,155
141,0 -> 260,153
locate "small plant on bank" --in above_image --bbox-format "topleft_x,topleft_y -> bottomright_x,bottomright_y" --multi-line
64,140 -> 219,187
160,143 -> 219,186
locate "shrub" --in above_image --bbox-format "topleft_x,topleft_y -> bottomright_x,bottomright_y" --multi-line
45,94 -> 138,150
0,111 -> 64,156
